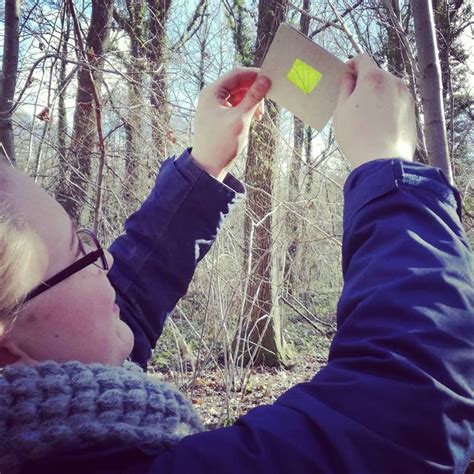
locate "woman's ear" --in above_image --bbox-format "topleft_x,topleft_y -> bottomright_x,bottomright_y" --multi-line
0,332 -> 37,367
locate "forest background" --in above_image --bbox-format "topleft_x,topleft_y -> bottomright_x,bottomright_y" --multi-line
0,0 -> 472,433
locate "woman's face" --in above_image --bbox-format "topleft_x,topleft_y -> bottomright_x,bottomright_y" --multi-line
0,168 -> 134,366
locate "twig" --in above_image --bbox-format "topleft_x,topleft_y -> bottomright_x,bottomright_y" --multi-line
327,0 -> 362,54
310,0 -> 363,37
8,52 -> 134,117
286,292 -> 336,330
171,0 -> 208,52
382,0 -> 419,76
288,2 -> 343,31
280,296 -> 325,335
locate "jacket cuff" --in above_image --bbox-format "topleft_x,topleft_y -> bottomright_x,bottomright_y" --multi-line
343,159 -> 461,228
174,148 -> 245,196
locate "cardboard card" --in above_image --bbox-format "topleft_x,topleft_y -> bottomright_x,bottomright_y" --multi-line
259,23 -> 348,131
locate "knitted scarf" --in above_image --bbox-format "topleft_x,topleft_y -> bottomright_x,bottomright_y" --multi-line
0,360 -> 204,473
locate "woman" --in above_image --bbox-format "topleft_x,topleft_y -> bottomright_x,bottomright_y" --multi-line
1,56 -> 473,474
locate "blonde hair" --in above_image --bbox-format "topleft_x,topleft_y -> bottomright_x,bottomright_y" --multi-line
0,168 -> 36,329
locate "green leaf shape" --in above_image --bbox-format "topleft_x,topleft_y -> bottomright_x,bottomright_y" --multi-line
286,58 -> 322,95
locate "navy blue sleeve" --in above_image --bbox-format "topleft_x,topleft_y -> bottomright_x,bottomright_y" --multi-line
138,159 -> 474,473
108,149 -> 244,369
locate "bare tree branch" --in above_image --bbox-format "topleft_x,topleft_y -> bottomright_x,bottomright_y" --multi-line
327,0 -> 362,54
288,2 -> 343,31
310,0 -> 363,37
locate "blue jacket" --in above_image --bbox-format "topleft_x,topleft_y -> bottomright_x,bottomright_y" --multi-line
25,150 -> 474,473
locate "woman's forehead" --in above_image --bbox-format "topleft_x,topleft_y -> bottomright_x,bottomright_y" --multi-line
8,168 -> 73,264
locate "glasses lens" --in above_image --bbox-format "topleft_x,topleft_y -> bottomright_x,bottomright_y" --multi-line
78,230 -> 96,250
77,230 -> 107,270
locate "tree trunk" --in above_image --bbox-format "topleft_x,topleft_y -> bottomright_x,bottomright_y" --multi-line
56,0 -> 114,222
147,0 -> 172,163
230,0 -> 254,66
412,0 -> 453,183
0,0 -> 20,165
114,0 -> 147,200
240,0 -> 289,367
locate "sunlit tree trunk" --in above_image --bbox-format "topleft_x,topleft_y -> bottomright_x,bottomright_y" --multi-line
412,0 -> 453,182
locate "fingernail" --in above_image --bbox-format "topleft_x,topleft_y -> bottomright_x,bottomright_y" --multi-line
256,76 -> 270,89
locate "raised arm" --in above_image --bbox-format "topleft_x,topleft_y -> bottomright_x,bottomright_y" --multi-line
139,160 -> 472,474
108,152 -> 243,368
108,69 -> 271,368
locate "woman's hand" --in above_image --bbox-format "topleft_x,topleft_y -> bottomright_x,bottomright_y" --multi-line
333,54 -> 417,169
191,67 -> 271,181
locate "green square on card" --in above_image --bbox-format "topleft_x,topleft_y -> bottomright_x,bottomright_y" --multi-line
287,58 -> 322,95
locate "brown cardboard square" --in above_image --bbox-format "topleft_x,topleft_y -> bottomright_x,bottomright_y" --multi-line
259,23 -> 348,131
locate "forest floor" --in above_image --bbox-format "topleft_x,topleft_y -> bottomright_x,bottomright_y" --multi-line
148,316 -> 333,428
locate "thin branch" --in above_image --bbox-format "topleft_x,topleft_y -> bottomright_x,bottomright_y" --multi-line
112,7 -> 132,35
327,0 -> 362,54
9,51 -> 150,117
288,2 -> 343,31
310,0 -> 363,37
171,0 -> 208,52
280,296 -> 326,335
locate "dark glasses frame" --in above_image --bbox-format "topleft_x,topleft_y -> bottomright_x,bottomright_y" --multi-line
24,229 -> 108,302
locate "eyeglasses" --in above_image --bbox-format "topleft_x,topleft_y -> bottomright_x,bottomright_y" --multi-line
24,229 -> 108,302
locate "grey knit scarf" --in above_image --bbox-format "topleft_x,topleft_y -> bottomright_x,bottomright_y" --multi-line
0,360 -> 203,473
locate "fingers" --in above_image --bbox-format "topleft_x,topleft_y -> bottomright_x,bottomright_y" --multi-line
253,99 -> 265,121
336,54 -> 376,106
343,54 -> 407,101
228,89 -> 246,107
337,69 -> 356,105
214,67 -> 261,103
207,67 -> 271,122
352,55 -> 387,97
236,75 -> 271,114
218,67 -> 260,87
349,54 -> 378,76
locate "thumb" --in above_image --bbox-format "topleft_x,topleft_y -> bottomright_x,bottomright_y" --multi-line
337,68 -> 356,105
351,53 -> 378,76
237,76 -> 271,114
